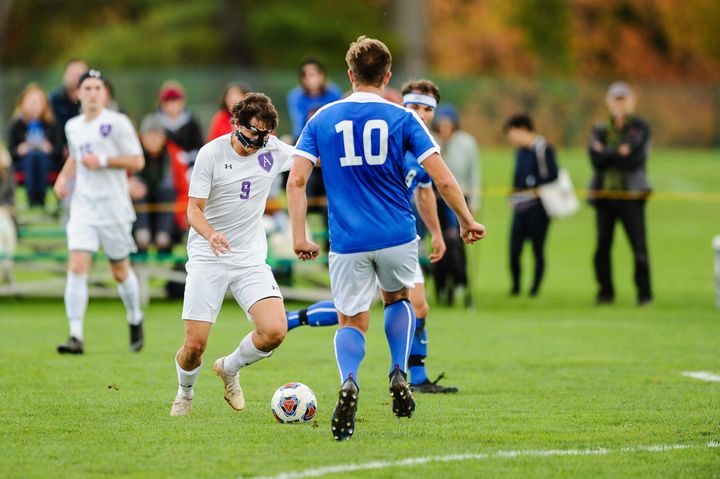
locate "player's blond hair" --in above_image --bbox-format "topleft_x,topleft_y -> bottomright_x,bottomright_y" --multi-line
345,36 -> 392,87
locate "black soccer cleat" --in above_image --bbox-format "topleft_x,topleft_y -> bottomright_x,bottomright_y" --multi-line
129,321 -> 144,352
389,365 -> 415,418
411,373 -> 459,394
331,375 -> 359,441
57,336 -> 84,354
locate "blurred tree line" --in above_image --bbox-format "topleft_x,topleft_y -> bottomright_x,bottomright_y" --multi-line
1,0 -> 718,81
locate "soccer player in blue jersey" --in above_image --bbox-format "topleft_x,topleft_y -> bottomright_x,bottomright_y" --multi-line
400,79 -> 460,394
287,36 -> 486,441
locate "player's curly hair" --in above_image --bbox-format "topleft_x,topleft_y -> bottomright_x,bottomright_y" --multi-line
400,79 -> 441,103
345,36 -> 392,87
230,92 -> 279,131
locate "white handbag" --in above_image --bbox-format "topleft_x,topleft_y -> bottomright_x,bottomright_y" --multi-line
534,138 -> 579,219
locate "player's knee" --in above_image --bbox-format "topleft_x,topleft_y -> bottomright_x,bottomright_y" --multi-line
183,337 -> 207,359
260,322 -> 286,349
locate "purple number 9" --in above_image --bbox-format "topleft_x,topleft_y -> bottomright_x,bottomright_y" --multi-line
239,181 -> 251,200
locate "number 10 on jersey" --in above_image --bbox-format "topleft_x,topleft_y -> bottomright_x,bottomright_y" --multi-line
335,120 -> 388,167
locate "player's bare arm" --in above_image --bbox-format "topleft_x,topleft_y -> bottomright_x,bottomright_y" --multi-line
54,156 -> 77,198
81,153 -> 144,172
413,186 -> 446,263
286,156 -> 320,261
187,196 -> 230,256
421,153 -> 486,244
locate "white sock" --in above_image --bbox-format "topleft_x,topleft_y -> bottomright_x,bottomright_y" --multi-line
65,272 -> 88,341
224,332 -> 272,376
117,269 -> 143,325
176,361 -> 201,399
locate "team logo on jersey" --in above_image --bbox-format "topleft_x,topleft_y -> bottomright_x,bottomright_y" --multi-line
258,152 -> 273,172
99,124 -> 112,137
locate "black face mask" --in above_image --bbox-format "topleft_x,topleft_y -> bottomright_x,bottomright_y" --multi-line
235,124 -> 273,149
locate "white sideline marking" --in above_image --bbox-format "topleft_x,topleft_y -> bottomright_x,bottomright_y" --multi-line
682,371 -> 720,382
246,442 -> 719,479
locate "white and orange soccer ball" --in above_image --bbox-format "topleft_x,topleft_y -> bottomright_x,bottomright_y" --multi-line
271,382 -> 317,424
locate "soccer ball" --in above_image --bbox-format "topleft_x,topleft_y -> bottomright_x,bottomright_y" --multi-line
271,382 -> 317,424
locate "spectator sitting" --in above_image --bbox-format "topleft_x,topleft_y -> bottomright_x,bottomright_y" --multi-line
0,143 -> 16,283
7,83 -> 62,208
155,81 -> 204,167
130,114 -> 189,255
207,82 -> 249,141
49,59 -> 87,155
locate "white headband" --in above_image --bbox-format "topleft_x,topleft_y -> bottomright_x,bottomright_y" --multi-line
403,93 -> 437,109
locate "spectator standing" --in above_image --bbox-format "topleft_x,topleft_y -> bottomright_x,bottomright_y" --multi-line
287,59 -> 343,142
7,83 -> 62,208
131,114 -> 189,254
287,60 -> 343,246
589,82 -> 653,306
432,105 -> 481,306
207,82 -> 249,141
49,59 -> 88,155
504,114 -> 558,297
155,81 -> 204,167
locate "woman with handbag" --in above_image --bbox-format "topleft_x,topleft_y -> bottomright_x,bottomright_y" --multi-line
504,114 -> 559,297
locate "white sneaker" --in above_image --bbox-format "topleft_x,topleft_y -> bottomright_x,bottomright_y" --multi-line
170,394 -> 193,416
212,357 -> 245,411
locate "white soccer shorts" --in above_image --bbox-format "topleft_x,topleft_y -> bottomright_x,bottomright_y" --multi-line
66,220 -> 137,260
413,261 -> 425,285
329,239 -> 418,316
182,261 -> 283,323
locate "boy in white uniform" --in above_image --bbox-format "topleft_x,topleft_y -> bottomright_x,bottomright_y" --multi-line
54,69 -> 146,354
170,93 -> 294,416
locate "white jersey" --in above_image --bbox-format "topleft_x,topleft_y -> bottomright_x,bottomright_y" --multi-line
65,109 -> 142,225
187,134 -> 294,266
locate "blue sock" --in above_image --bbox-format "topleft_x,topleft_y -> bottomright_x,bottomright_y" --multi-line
384,299 -> 416,375
334,327 -> 365,385
286,300 -> 338,331
408,317 -> 428,385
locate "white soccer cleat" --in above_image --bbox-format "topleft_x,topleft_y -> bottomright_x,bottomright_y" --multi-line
170,395 -> 193,416
213,357 -> 245,411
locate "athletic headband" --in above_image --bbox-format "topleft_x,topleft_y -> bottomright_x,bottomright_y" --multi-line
402,93 -> 437,109
77,69 -> 106,88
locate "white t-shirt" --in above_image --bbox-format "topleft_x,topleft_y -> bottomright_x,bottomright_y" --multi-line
187,134 -> 294,266
65,109 -> 143,225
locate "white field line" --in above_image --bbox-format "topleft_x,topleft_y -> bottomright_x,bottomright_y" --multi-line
682,371 -> 720,382
246,441 -> 719,479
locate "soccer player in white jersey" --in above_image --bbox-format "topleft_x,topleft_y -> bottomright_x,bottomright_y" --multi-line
170,93 -> 295,417
54,69 -> 146,355
288,36 -> 486,440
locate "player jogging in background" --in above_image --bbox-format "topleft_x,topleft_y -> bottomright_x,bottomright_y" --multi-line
170,93 -> 295,417
400,79 -> 459,394
287,36 -> 486,441
54,69 -> 146,354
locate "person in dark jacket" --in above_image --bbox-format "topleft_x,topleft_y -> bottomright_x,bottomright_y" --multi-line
7,83 -> 62,207
49,59 -> 88,154
589,81 -> 652,306
154,81 -> 204,168
130,114 -> 189,254
504,114 -> 558,297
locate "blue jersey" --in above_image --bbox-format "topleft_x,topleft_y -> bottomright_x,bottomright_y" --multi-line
294,92 -> 439,254
403,151 -> 432,200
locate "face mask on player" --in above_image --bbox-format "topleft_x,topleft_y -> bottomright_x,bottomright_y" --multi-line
235,123 -> 273,149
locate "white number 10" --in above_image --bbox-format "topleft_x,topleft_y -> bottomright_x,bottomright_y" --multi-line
335,119 -> 388,167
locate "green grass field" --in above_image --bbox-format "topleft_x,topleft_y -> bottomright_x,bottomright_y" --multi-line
1,147 -> 719,478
